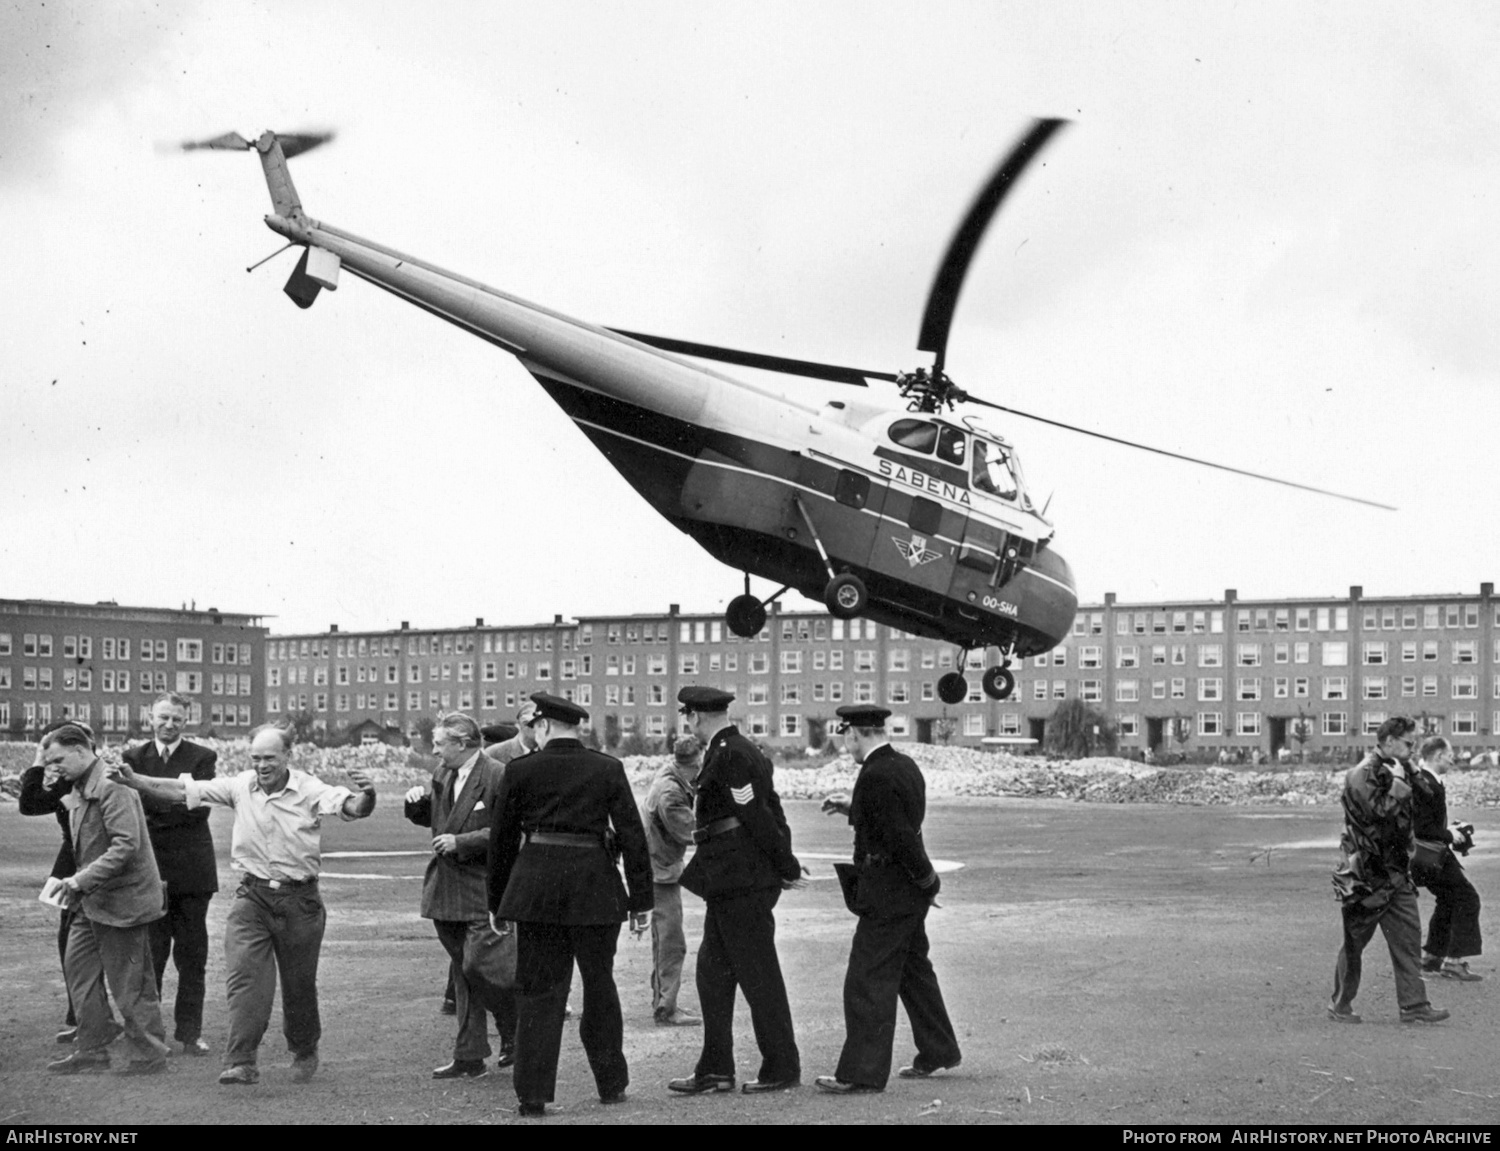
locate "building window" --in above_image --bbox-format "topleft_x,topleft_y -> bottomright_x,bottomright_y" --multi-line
1323,642 -> 1348,667
1322,712 -> 1347,736
1452,712 -> 1478,736
176,639 -> 203,663
1170,678 -> 1186,699
1238,678 -> 1261,701
1080,680 -> 1102,702
780,651 -> 802,674
1237,644 -> 1261,667
1198,713 -> 1222,737
1236,712 -> 1261,736
1117,646 -> 1139,669
1454,641 -> 1477,664
781,683 -> 801,704
1199,645 -> 1223,668
1198,678 -> 1223,702
749,653 -> 769,675
1363,642 -> 1388,665
1363,677 -> 1387,700
1453,675 -> 1478,699
1078,646 -> 1101,669
1116,680 -> 1139,703
1152,680 -> 1167,700
781,714 -> 802,738
1323,676 -> 1348,701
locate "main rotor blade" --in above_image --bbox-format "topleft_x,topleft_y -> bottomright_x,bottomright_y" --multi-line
610,329 -> 897,386
181,131 -> 254,152
962,395 -> 1396,510
179,130 -> 333,157
917,118 -> 1069,373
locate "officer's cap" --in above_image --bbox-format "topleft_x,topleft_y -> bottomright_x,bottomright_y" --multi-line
677,686 -> 735,715
528,692 -> 589,727
834,704 -> 891,731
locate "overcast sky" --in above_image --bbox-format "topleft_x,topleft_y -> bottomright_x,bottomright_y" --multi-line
3,1 -> 1497,636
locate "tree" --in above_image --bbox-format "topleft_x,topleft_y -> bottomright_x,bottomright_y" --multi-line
1291,711 -> 1312,763
286,707 -> 319,745
1044,698 -> 1118,759
934,711 -> 957,746
806,716 -> 829,752
1170,714 -> 1192,761
603,713 -> 621,750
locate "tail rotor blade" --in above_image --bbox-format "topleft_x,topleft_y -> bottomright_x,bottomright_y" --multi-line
917,118 -> 1068,373
961,395 -> 1396,511
181,131 -> 254,152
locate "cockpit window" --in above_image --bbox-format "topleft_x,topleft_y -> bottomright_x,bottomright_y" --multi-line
888,419 -> 937,454
972,439 -> 1019,501
937,426 -> 967,465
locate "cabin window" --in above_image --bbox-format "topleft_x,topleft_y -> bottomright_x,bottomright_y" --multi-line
936,426 -> 967,465
888,419 -> 937,453
907,497 -> 942,535
972,440 -> 1018,500
835,469 -> 870,509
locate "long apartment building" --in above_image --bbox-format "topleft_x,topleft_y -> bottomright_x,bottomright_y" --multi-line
0,597 -> 268,739
263,582 -> 1500,755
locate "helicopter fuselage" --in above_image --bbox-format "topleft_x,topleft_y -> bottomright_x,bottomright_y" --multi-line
265,211 -> 1078,656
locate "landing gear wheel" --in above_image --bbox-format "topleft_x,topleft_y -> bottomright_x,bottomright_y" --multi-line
725,594 -> 767,638
982,666 -> 1016,701
823,573 -> 868,620
937,672 -> 969,705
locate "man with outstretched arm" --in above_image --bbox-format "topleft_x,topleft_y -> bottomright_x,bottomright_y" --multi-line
110,723 -> 375,1084
1410,735 -> 1483,983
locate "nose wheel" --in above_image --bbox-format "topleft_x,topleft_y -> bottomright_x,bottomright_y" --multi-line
939,649 -> 1015,704
982,664 -> 1016,700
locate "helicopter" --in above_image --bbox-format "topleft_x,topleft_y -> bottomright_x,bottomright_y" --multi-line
187,121 -> 1388,707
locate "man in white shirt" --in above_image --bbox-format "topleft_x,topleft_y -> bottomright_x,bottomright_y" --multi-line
111,723 -> 374,1084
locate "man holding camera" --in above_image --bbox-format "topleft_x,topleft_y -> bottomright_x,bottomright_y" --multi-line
814,705 -> 959,1095
1411,736 -> 1483,982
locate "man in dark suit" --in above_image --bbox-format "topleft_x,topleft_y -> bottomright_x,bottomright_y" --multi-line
487,693 -> 652,1118
405,712 -> 516,1077
41,724 -> 171,1076
122,692 -> 219,1056
669,686 -> 803,1098
814,705 -> 960,1094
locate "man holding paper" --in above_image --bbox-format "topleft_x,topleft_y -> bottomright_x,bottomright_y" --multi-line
40,724 -> 171,1076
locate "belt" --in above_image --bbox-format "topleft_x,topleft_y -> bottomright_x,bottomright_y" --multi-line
241,872 -> 317,890
857,853 -> 892,867
692,816 -> 743,845
526,831 -> 601,849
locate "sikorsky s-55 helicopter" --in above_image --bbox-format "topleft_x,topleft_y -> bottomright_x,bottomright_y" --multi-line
188,121 -> 1388,706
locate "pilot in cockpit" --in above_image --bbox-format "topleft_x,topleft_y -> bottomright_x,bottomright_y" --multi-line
971,440 -> 1018,501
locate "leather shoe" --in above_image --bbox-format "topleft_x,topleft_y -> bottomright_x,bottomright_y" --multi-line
814,1075 -> 882,1095
219,1063 -> 260,1085
1440,960 -> 1483,982
440,997 -> 457,1016
898,1057 -> 962,1078
1326,1004 -> 1362,1024
48,1051 -> 109,1075
516,1101 -> 547,1117
668,1073 -> 735,1094
433,1058 -> 488,1080
1400,1005 -> 1451,1024
495,1047 -> 515,1069
741,1078 -> 799,1094
600,1091 -> 628,1105
55,1026 -> 79,1045
183,1037 -> 212,1056
655,1008 -> 703,1027
291,1052 -> 319,1083
115,1059 -> 168,1077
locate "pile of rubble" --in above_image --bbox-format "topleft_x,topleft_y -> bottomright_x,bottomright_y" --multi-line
622,744 -> 1500,807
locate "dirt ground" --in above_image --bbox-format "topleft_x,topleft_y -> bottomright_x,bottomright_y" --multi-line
1,794 -> 1495,1126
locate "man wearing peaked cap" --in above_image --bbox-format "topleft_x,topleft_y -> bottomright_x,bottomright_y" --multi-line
486,691 -> 653,1116
669,686 -> 803,1096
814,704 -> 960,1095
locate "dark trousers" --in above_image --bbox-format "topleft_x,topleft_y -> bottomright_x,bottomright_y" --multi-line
513,921 -> 627,1105
1331,885 -> 1429,1013
64,915 -> 170,1065
835,908 -> 960,1088
1418,851 -> 1483,959
149,888 -> 212,1042
695,888 -> 800,1084
223,881 -> 325,1068
434,919 -> 518,1061
58,908 -> 77,1026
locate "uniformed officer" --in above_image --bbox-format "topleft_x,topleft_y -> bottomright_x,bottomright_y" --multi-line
814,704 -> 961,1094
486,693 -> 653,1118
669,686 -> 803,1097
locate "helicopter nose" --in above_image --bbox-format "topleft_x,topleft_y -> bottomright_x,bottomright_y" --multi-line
1028,545 -> 1078,650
